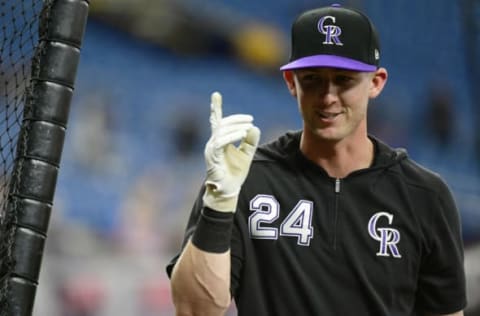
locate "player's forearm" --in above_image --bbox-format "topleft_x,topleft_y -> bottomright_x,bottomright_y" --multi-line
171,240 -> 232,316
171,91 -> 258,315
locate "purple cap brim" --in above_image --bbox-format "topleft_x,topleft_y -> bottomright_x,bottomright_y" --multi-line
280,55 -> 377,72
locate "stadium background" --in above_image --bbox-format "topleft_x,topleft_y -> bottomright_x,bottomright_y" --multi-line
31,0 -> 480,315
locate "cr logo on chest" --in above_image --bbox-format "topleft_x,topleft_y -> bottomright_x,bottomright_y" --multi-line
367,212 -> 402,258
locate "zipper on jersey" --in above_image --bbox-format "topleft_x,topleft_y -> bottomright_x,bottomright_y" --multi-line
333,178 -> 341,249
335,178 -> 341,193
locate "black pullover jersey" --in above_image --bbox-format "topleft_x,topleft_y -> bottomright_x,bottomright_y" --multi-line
167,131 -> 466,316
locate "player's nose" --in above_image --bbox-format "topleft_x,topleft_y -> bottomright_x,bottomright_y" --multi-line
315,80 -> 339,106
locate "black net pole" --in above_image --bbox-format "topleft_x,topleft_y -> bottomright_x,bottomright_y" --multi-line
2,0 -> 89,315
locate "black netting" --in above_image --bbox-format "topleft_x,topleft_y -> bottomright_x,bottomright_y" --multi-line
0,0 -> 52,312
0,0 -> 47,215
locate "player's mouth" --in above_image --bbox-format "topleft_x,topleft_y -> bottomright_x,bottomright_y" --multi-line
317,111 -> 343,122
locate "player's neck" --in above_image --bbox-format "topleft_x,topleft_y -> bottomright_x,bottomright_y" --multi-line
300,130 -> 374,179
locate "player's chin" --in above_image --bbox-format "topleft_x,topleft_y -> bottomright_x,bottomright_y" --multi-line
311,127 -> 345,142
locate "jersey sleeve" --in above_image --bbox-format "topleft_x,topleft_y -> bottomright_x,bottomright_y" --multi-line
415,179 -> 467,314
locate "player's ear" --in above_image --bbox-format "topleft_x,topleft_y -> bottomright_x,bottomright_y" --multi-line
369,67 -> 388,99
283,70 -> 297,97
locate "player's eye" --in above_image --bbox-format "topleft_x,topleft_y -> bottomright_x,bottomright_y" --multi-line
300,74 -> 318,81
334,75 -> 354,85
298,73 -> 324,85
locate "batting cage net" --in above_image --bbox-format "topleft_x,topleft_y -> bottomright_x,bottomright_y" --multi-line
0,0 -> 52,303
0,0 -> 89,315
0,0 -> 46,186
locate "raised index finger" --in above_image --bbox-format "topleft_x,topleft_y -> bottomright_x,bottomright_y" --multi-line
210,91 -> 223,131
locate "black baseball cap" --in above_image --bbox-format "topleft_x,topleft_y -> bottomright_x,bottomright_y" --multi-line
280,4 -> 380,72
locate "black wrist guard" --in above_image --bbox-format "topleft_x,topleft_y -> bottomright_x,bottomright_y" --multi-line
191,207 -> 234,253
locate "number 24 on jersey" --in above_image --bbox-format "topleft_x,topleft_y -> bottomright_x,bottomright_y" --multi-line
248,194 -> 314,246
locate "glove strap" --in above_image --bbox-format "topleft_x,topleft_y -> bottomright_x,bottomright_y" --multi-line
203,189 -> 239,213
191,207 -> 234,253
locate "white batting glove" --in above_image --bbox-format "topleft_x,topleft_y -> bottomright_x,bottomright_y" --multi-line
203,91 -> 261,213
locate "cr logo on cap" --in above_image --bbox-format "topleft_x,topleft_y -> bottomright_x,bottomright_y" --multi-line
317,15 -> 343,46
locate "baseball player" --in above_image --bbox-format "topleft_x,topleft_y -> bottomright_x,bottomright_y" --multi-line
167,4 -> 466,316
